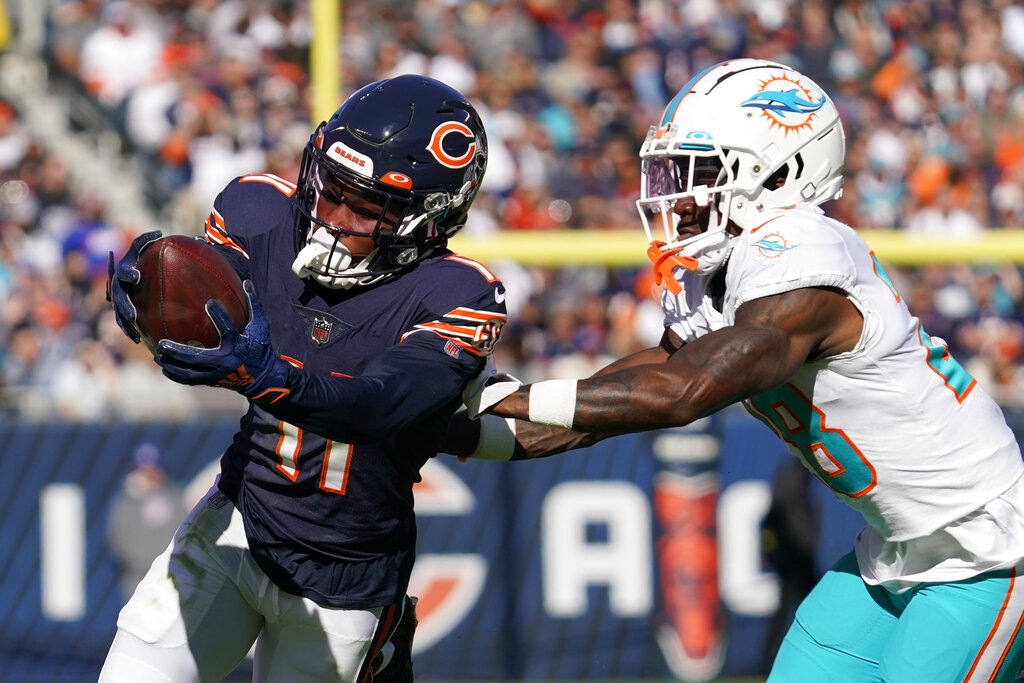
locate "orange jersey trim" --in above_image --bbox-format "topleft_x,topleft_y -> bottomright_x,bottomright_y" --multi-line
400,328 -> 480,354
205,209 -> 249,257
748,214 -> 787,235
445,254 -> 498,282
239,173 -> 297,196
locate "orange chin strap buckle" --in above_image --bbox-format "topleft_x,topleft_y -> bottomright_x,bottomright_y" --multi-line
647,241 -> 697,295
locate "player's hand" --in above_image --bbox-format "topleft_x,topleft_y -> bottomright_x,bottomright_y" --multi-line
463,355 -> 521,419
155,280 -> 291,403
106,230 -> 162,343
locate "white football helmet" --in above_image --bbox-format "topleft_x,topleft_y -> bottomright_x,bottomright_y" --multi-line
637,59 -> 846,275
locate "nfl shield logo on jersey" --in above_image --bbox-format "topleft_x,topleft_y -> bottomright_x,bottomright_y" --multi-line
311,317 -> 333,345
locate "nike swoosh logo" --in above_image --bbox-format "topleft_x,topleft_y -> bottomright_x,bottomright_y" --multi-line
494,288 -> 506,304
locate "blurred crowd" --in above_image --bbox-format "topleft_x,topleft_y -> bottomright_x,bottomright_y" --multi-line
4,0 -> 1024,421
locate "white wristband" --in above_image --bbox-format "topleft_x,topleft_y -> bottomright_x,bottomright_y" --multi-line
528,379 -> 578,429
469,414 -> 517,461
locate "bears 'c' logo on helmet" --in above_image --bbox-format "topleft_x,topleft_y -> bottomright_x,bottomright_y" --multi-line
427,122 -> 477,168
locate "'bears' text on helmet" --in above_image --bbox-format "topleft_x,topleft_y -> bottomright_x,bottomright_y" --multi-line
637,59 -> 845,275
293,75 -> 488,289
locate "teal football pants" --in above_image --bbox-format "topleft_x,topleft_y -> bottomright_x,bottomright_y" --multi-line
768,551 -> 1024,682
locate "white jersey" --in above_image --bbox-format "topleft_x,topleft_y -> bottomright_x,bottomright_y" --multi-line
664,204 -> 1024,591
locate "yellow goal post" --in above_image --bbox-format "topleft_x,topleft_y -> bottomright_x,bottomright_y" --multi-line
450,229 -> 1024,267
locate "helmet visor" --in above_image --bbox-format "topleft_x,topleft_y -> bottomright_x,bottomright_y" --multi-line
308,160 -> 411,237
643,155 -> 724,199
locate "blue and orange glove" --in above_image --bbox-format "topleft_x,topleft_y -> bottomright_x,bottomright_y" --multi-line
155,280 -> 292,404
106,230 -> 162,343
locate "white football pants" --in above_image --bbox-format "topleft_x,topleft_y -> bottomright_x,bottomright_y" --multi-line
98,485 -> 402,683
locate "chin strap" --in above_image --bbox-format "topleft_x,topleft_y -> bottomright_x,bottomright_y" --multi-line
291,239 -> 373,290
292,213 -> 434,289
292,240 -> 345,276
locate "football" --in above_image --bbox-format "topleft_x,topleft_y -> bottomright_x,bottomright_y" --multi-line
127,235 -> 249,353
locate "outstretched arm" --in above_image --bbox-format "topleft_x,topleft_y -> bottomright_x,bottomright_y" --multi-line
490,286 -> 861,434
445,335 -> 678,460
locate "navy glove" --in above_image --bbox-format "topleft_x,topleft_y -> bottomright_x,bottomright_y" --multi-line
155,280 -> 292,404
106,230 -> 162,343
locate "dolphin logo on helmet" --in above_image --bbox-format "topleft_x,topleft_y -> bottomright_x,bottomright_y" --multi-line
741,89 -> 825,117
636,59 -> 845,277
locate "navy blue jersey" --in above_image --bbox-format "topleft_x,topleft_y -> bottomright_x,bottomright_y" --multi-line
201,173 -> 506,608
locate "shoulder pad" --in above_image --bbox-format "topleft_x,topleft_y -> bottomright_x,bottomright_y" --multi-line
205,174 -> 298,256
727,208 -> 857,312
442,253 -> 501,284
401,253 -> 508,356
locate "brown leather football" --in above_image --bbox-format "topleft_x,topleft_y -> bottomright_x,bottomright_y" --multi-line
128,235 -> 249,352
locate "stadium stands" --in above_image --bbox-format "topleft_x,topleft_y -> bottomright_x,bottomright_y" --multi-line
2,0 -> 1024,418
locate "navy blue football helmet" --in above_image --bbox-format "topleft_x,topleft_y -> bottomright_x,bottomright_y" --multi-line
292,75 -> 488,289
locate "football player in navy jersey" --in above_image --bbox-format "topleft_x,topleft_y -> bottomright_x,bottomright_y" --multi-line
102,75 -> 504,683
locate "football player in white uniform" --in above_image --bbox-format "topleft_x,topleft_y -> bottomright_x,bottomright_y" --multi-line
457,59 -> 1024,681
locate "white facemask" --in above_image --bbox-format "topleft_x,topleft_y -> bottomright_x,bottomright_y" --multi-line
292,227 -> 373,290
